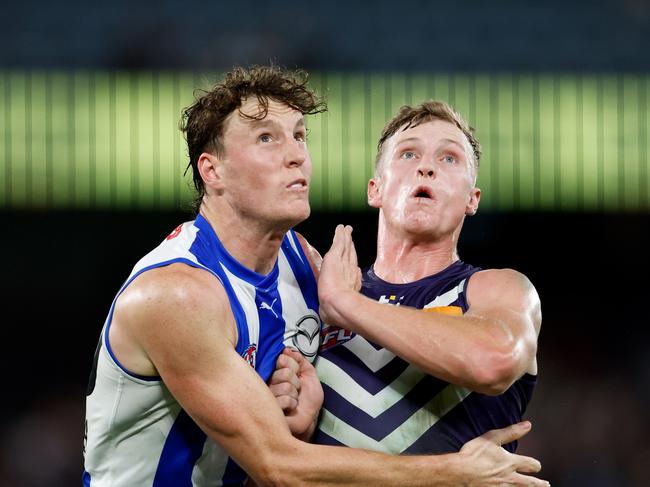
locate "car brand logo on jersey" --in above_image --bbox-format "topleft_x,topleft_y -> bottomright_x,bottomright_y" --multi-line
287,312 -> 320,361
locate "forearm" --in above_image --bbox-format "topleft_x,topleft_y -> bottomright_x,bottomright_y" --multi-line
322,290 -> 522,392
260,440 -> 464,487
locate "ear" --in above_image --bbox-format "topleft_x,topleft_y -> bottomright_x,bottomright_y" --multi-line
465,187 -> 480,216
368,177 -> 382,209
198,152 -> 225,194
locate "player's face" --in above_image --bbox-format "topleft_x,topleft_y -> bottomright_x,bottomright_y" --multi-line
368,119 -> 480,239
219,98 -> 312,229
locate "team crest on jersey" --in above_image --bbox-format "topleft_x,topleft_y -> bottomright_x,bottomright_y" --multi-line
285,312 -> 321,361
242,343 -> 257,368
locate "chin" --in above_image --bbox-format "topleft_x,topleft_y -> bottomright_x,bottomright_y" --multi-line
401,215 -> 440,236
278,203 -> 311,229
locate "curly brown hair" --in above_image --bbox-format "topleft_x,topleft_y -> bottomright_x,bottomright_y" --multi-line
375,100 -> 481,175
180,65 -> 327,211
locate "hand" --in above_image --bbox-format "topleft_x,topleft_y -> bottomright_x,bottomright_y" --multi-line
269,348 -> 324,441
456,421 -> 550,486
318,225 -> 361,326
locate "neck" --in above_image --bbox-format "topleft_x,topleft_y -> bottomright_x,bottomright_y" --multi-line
199,199 -> 286,275
373,215 -> 459,284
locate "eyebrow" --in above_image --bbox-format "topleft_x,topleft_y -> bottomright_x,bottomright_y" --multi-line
247,117 -> 306,130
438,138 -> 466,152
395,136 -> 466,152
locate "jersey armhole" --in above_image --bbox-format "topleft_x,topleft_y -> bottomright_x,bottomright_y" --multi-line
103,257 -> 225,382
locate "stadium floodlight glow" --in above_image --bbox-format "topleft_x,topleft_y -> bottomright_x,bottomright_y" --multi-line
1,71 -> 648,212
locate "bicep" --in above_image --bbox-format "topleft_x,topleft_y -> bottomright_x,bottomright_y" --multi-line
466,269 -> 541,345
132,268 -> 296,476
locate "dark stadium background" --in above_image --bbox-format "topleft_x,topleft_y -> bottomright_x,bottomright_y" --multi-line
1,1 -> 649,486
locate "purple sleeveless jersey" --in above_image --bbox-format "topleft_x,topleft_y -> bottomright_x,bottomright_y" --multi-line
313,260 -> 536,454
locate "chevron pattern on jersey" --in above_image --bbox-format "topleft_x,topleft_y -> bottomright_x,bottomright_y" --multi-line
315,333 -> 472,453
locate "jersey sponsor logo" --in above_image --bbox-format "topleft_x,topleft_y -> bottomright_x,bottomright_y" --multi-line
165,223 -> 183,240
259,298 -> 279,318
378,294 -> 404,306
242,343 -> 257,368
286,313 -> 321,360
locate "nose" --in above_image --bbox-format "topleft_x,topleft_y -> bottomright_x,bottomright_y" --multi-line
284,138 -> 307,168
417,161 -> 436,179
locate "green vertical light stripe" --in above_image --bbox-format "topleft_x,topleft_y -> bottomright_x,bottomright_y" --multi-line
576,75 -> 584,211
152,72 -> 160,208
511,74 -> 520,211
89,73 -> 97,207
638,77 -> 650,208
45,72 -> 53,206
363,73 -> 373,186
1,73 -> 8,206
109,72 -> 117,206
596,77 -> 605,211
1,70 -> 649,212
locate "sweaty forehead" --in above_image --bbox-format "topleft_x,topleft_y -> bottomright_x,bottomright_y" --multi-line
394,119 -> 468,149
222,97 -> 303,140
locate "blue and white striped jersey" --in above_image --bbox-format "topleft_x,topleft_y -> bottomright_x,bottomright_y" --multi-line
83,215 -> 320,486
314,261 -> 535,454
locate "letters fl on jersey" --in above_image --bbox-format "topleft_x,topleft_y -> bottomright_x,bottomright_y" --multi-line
319,294 -> 462,352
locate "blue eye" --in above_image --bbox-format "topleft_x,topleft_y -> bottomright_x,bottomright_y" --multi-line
401,151 -> 416,160
259,134 -> 272,143
443,155 -> 456,164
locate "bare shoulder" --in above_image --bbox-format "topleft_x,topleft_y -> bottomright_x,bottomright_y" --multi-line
294,231 -> 322,277
112,263 -> 237,374
118,264 -> 230,324
468,268 -> 537,297
467,269 -> 541,329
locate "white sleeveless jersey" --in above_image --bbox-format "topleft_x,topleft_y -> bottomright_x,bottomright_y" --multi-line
83,215 -> 320,486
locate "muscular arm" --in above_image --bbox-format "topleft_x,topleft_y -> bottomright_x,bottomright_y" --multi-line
318,225 -> 541,395
112,263 -> 545,486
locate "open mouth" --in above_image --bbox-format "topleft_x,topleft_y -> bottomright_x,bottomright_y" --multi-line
287,179 -> 307,190
412,186 -> 433,199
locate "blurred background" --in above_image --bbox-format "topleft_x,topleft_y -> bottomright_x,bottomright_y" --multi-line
1,0 -> 649,485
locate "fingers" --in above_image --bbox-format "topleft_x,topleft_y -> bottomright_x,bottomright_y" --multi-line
283,346 -> 305,365
270,348 -> 302,412
511,454 -> 542,474
329,224 -> 346,258
482,421 -> 532,445
512,473 -> 550,486
284,347 -> 317,376
270,389 -> 298,412
275,348 -> 301,373
329,225 -> 355,259
344,226 -> 358,267
268,366 -> 300,390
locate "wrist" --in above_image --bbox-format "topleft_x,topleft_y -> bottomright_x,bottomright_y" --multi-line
294,416 -> 317,442
320,289 -> 358,329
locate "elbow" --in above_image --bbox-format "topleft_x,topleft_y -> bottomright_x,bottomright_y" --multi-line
469,349 -> 522,396
470,333 -> 537,396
